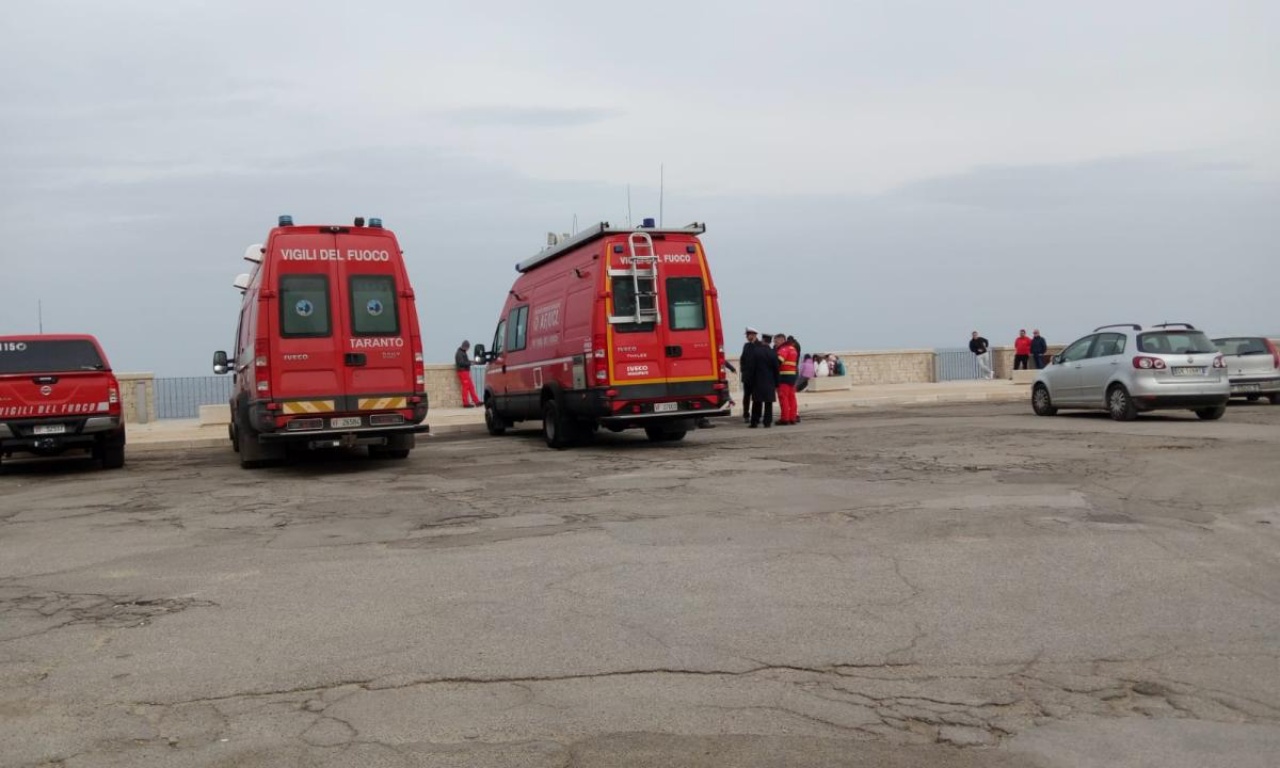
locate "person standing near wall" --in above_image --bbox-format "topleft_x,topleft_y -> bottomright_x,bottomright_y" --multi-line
1031,329 -> 1048,369
455,340 -> 482,408
775,333 -> 799,425
749,336 -> 779,428
969,331 -> 993,379
1013,329 -> 1032,370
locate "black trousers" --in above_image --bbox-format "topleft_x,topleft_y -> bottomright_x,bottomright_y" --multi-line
1032,353 -> 1046,369
1014,354 -> 1029,370
750,399 -> 773,426
741,384 -> 754,419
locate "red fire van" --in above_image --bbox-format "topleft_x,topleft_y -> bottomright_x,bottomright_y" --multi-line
0,334 -> 126,469
476,220 -> 729,448
213,216 -> 428,468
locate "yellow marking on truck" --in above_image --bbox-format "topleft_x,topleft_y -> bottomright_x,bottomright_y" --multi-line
358,397 -> 407,410
281,400 -> 336,414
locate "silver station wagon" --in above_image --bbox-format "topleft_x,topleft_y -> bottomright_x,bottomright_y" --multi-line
1031,323 -> 1229,421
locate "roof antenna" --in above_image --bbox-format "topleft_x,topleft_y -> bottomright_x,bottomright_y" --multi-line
659,163 -> 664,227
626,184 -> 632,228
38,299 -> 44,333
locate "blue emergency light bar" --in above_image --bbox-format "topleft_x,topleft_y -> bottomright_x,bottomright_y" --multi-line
369,217 -> 383,228
278,215 -> 293,226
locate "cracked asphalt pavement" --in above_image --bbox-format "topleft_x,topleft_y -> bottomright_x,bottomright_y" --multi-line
2,403 -> 1278,767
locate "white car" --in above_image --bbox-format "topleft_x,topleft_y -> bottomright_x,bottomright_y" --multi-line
1032,323 -> 1229,421
1212,336 -> 1280,404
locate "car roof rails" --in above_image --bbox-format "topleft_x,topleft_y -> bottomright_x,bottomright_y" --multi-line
1093,323 -> 1143,332
1150,322 -> 1196,330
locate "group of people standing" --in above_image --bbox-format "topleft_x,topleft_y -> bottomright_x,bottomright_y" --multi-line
737,327 -> 803,428
968,329 -> 1049,379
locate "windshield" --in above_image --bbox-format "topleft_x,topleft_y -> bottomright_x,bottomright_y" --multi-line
0,340 -> 106,374
1137,331 -> 1218,355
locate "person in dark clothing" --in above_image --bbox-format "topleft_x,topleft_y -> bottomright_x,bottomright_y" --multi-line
739,327 -> 760,422
747,339 -> 779,428
969,331 -> 992,380
455,340 -> 482,408
1030,329 -> 1048,369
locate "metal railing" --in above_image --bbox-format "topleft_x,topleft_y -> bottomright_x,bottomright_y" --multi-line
934,348 -> 988,382
154,377 -> 234,419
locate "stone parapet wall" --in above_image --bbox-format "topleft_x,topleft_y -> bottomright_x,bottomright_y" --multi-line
830,349 -> 936,385
116,372 -> 156,424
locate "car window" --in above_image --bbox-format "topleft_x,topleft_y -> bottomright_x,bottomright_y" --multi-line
666,277 -> 706,330
1093,333 -> 1127,358
1138,331 -> 1216,355
505,306 -> 529,351
1058,336 -> 1094,363
0,339 -> 105,374
280,275 -> 331,337
492,320 -> 506,355
1214,337 -> 1266,356
350,275 -> 399,335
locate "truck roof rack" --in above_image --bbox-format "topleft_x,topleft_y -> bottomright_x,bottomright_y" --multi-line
516,221 -> 706,273
1093,323 -> 1142,332
1150,322 -> 1196,330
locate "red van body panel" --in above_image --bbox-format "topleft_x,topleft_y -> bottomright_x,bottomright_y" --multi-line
218,219 -> 428,465
0,334 -> 126,468
481,222 -> 729,446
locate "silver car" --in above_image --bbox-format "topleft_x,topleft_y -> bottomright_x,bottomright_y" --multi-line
1031,323 -> 1229,421
1212,336 -> 1280,404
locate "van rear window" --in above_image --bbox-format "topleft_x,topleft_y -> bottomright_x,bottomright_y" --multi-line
350,275 -> 399,335
666,277 -> 706,330
0,340 -> 105,374
610,277 -> 655,333
280,275 -> 331,337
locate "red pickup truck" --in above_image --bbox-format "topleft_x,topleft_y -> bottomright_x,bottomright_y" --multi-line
0,334 -> 126,469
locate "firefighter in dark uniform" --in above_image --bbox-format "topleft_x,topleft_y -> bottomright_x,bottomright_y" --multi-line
747,334 -> 779,428
739,327 -> 760,422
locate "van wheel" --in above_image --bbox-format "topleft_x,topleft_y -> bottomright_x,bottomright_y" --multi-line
229,423 -> 239,452
1269,393 -> 1280,405
484,401 -> 507,436
1246,394 -> 1260,402
238,425 -> 280,469
542,399 -> 576,450
1031,384 -> 1058,416
1107,385 -> 1137,421
372,434 -> 413,459
1195,405 -> 1226,421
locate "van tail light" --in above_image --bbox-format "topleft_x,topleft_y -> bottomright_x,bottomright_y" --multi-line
254,339 -> 271,395
413,351 -> 425,389
1267,339 -> 1280,370
1212,355 -> 1226,369
590,334 -> 608,385
1132,356 -> 1167,370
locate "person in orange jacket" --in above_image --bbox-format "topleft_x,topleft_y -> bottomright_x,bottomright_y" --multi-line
774,333 -> 800,425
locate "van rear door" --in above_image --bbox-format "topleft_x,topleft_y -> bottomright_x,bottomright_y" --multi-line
271,231 -> 345,414
607,235 -> 718,387
333,230 -> 414,413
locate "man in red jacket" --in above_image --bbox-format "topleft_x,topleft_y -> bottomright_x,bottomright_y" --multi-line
1013,329 -> 1032,371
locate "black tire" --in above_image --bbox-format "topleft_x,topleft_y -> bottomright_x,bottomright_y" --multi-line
1246,394 -> 1260,402
1195,405 -> 1226,421
542,399 -> 574,450
1107,385 -> 1137,421
372,433 -> 413,459
229,422 -> 239,452
1031,384 -> 1058,416
237,423 -> 278,469
644,425 -> 688,443
96,428 -> 126,470
484,399 -> 507,436
1269,393 -> 1280,405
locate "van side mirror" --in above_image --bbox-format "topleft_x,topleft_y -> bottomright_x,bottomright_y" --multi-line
213,350 -> 231,375
473,343 -> 486,363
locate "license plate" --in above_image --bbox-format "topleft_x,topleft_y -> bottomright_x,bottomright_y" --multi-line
33,423 -> 66,435
653,402 -> 678,413
1233,383 -> 1261,393
329,417 -> 362,429
1171,367 -> 1205,377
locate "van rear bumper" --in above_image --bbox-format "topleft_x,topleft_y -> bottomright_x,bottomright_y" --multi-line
257,423 -> 429,442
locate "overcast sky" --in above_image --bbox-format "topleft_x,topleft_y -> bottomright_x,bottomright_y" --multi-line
1,0 -> 1276,375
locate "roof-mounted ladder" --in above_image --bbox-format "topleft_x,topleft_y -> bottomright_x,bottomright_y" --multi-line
608,231 -> 661,325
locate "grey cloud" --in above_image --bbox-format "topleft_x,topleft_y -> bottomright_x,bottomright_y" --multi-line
440,106 -> 622,128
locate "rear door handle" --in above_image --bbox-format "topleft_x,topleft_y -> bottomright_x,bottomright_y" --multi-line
665,345 -> 683,358
344,353 -> 367,367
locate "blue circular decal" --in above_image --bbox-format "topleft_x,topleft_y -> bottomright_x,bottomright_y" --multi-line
295,299 -> 314,317
366,299 -> 384,317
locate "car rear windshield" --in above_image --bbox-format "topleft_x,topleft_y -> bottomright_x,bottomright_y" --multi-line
1213,337 -> 1270,356
1136,331 -> 1218,355
0,340 -> 105,374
